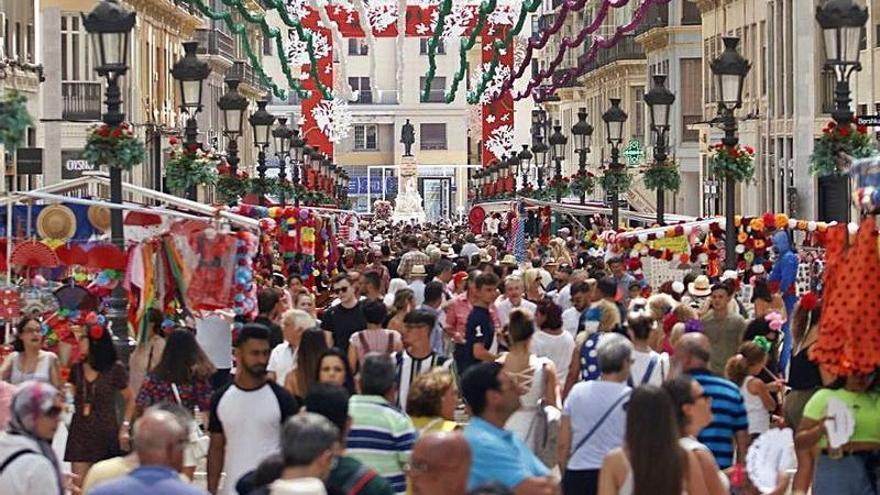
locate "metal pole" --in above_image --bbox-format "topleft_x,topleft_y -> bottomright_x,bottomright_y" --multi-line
722,110 -> 739,271
292,156 -> 300,207
278,154 -> 287,207
555,157 -> 563,203
184,116 -> 199,200
227,137 -> 239,176
578,148 -> 587,205
257,146 -> 267,206
610,144 -> 621,230
654,130 -> 667,225
153,127 -> 163,195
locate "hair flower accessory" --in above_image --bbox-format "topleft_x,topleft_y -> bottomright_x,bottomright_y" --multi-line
800,292 -> 819,312
88,324 -> 104,340
764,311 -> 785,331
684,319 -> 703,334
752,335 -> 772,353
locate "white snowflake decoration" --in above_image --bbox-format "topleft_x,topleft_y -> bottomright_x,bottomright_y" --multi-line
468,61 -> 511,105
365,0 -> 399,32
485,124 -> 515,159
287,28 -> 332,67
429,2 -> 476,41
512,35 -> 527,68
487,2 -> 519,26
311,97 -> 353,143
286,0 -> 310,19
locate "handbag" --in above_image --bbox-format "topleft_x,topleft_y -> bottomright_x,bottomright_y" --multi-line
171,383 -> 210,464
525,363 -> 562,468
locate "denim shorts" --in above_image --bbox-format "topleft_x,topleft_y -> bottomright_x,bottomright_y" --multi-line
813,453 -> 877,495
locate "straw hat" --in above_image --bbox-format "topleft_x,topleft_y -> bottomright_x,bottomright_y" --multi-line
36,205 -> 77,240
439,243 -> 455,257
87,205 -> 111,232
410,264 -> 427,278
501,254 -> 518,266
688,275 -> 712,297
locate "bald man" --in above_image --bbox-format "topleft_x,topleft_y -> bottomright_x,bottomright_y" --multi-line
674,332 -> 749,471
90,407 -> 206,494
407,432 -> 471,495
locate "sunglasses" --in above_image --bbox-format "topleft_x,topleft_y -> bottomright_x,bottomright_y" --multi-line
332,286 -> 350,294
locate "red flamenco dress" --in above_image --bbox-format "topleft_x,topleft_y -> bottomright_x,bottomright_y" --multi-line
810,217 -> 880,376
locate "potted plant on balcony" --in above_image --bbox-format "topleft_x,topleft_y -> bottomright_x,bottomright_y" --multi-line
83,122 -> 145,170
810,120 -> 873,176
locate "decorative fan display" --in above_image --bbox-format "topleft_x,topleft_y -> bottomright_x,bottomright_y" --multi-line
54,285 -> 99,312
84,243 -> 127,271
745,428 -> 795,494
124,210 -> 163,227
55,244 -> 89,266
11,240 -> 61,268
825,397 -> 855,449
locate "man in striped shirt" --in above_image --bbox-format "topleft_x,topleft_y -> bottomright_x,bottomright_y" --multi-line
347,353 -> 417,494
675,333 -> 749,470
394,309 -> 448,409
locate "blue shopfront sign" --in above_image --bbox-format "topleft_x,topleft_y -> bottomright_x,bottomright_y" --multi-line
348,176 -> 398,194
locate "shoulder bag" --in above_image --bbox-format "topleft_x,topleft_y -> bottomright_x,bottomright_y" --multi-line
171,383 -> 210,463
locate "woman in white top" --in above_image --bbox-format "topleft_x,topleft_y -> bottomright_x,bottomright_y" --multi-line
532,300 -> 575,386
625,305 -> 668,387
662,376 -> 730,495
497,309 -> 559,453
0,318 -> 61,387
598,386 -> 708,495
725,341 -> 779,437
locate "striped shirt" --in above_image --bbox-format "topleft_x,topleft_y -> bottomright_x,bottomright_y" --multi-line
689,369 -> 748,469
393,350 -> 448,409
346,395 -> 417,494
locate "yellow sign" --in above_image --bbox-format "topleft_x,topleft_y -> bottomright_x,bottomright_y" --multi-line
651,236 -> 689,253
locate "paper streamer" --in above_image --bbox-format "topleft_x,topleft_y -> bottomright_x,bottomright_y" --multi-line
311,0 -> 355,100
396,0 -> 408,103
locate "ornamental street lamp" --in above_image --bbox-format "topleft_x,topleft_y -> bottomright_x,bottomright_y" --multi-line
509,153 -> 521,193
602,98 -> 628,229
249,99 -> 275,205
645,74 -> 676,224
218,74 -> 248,177
171,41 -> 210,200
291,129 -> 305,207
532,128 -> 549,191
518,144 -> 533,190
710,37 -> 751,270
816,0 -> 867,223
82,0 -> 135,359
321,158 -> 331,195
272,117 -> 294,206
549,122 -> 568,202
571,108 -> 594,205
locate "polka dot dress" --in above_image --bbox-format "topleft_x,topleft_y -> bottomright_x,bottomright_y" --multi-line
580,333 -> 602,381
810,217 -> 880,376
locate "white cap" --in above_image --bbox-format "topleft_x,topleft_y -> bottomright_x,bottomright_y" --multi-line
671,281 -> 685,294
720,270 -> 739,282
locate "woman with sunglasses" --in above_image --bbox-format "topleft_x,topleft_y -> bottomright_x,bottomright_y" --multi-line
0,381 -> 68,495
0,317 -> 62,388
663,376 -> 729,495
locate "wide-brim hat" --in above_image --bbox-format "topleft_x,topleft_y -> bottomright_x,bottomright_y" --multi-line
411,264 -> 427,277
478,248 -> 491,262
37,205 -> 77,240
501,254 -> 518,265
688,275 -> 712,297
439,243 -> 455,257
87,205 -> 111,232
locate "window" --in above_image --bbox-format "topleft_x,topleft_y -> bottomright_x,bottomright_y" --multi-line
420,123 -> 447,150
354,124 -> 378,150
61,14 -> 93,81
263,35 -> 272,56
680,58 -> 702,142
0,13 -> 6,58
631,86 -> 644,142
419,38 -> 445,55
348,38 -> 368,56
419,76 -> 446,103
348,77 -> 372,103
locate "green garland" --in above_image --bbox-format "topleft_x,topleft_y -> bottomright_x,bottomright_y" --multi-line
82,123 -> 146,170
642,161 -> 681,192
570,171 -> 596,196
0,91 -> 32,150
442,0 -> 496,102
599,169 -> 632,194
810,121 -> 874,177
710,143 -> 755,182
421,0 -> 454,102
166,142 -> 220,194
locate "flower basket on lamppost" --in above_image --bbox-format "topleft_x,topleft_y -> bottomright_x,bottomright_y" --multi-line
165,136 -> 220,196
171,41 -> 210,200
570,170 -> 596,199
642,160 -> 681,195
810,120 -> 873,177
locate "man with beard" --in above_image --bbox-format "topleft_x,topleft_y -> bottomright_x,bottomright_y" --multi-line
207,324 -> 299,495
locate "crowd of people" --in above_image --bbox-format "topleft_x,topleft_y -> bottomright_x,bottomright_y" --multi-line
0,218 -> 877,495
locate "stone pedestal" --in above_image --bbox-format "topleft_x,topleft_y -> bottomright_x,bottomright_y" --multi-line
391,156 -> 426,224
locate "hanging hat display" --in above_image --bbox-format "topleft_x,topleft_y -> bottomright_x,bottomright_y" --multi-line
36,205 -> 77,240
87,205 -> 111,232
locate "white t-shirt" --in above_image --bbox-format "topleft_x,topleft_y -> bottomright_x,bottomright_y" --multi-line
195,315 -> 233,370
531,330 -> 575,385
494,298 -> 537,329
208,382 -> 298,495
562,380 -> 630,470
562,307 -> 582,337
629,349 -> 669,387
460,243 -> 480,259
485,217 -> 500,234
409,279 -> 426,306
555,284 -> 573,311
267,342 -> 297,385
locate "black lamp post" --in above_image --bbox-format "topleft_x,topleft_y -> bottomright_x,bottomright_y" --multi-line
549,122 -> 567,202
249,99 -> 275,205
218,74 -> 248,177
171,41 -> 210,200
645,74 -> 676,224
509,153 -> 521,194
272,117 -> 293,206
710,37 -> 751,270
82,0 -> 135,359
816,0 -> 867,223
518,144 -> 533,190
290,129 -> 305,207
602,98 -> 628,229
571,108 -> 594,205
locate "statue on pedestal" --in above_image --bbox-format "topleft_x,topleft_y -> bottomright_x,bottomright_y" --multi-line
400,119 -> 415,157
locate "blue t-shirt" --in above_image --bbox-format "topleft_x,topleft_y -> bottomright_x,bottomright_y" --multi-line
454,306 -> 494,375
89,466 -> 206,495
464,417 -> 549,490
690,369 -> 749,469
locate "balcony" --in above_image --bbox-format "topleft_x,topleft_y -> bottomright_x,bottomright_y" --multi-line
635,3 -> 669,36
552,69 -> 577,88
351,90 -> 400,105
62,81 -> 102,121
229,61 -> 267,92
193,28 -> 235,60
578,35 -> 646,75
